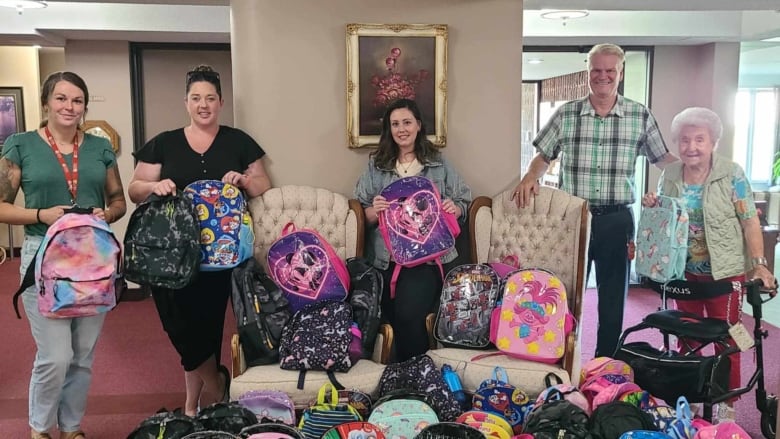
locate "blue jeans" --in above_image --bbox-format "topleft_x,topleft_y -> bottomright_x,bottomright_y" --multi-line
20,235 -> 106,433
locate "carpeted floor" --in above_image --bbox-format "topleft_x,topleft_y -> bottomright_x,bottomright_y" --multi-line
0,257 -> 234,438
0,254 -> 777,438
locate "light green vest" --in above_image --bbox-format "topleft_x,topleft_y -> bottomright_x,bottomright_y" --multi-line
659,155 -> 747,280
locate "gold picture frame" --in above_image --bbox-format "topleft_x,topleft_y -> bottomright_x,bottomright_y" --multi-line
346,23 -> 448,148
81,120 -> 120,153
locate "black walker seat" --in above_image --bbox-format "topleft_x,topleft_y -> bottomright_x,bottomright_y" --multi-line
614,278 -> 743,422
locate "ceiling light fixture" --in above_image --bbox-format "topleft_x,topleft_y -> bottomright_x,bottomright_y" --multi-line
0,0 -> 48,15
761,36 -> 780,43
540,9 -> 589,26
527,58 -> 544,64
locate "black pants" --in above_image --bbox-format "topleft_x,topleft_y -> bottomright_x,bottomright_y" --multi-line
588,208 -> 634,358
381,263 -> 444,362
152,270 -> 231,371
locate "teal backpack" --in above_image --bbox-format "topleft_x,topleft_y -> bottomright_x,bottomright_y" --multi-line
635,195 -> 689,283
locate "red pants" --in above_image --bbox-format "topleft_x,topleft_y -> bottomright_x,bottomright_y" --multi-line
674,272 -> 745,398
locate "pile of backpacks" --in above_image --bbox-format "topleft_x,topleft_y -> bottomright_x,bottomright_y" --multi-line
127,356 -> 754,439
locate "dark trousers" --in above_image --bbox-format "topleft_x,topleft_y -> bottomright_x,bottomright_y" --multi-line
588,208 -> 634,358
381,263 -> 444,362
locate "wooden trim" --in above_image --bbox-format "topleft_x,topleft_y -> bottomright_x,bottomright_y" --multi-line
563,199 -> 591,378
349,198 -> 366,258
467,196 -> 492,263
378,324 -> 394,365
230,333 -> 242,378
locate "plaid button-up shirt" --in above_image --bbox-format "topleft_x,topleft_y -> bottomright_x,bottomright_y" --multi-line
533,95 -> 669,206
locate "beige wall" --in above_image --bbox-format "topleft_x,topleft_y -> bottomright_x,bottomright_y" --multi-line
142,49 -> 233,144
38,47 -> 66,82
646,43 -> 740,191
230,0 -> 524,198
65,40 -> 136,243
0,46 -> 41,248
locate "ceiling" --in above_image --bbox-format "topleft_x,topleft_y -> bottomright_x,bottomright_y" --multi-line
1,0 -> 779,82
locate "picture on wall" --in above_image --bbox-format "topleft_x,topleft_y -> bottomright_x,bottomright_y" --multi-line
346,23 -> 448,148
0,87 -> 25,147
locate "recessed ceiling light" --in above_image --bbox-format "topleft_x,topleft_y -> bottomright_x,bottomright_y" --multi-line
0,0 -> 47,14
761,37 -> 780,42
540,9 -> 589,21
527,58 -> 544,64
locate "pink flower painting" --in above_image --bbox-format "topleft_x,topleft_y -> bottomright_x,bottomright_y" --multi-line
370,47 -> 431,108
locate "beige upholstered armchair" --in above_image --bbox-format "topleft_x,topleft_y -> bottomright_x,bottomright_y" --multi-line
230,185 -> 392,407
427,186 -> 590,395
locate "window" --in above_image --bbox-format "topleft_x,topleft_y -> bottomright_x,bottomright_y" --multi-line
733,88 -> 779,189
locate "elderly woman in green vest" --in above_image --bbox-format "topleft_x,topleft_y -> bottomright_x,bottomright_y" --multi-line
641,106 -> 776,423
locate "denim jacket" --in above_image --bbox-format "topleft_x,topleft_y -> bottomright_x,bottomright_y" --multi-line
354,156 -> 472,270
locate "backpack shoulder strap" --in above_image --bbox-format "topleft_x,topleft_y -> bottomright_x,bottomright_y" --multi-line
12,251 -> 38,319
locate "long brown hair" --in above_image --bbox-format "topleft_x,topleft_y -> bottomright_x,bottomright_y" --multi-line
370,98 -> 440,170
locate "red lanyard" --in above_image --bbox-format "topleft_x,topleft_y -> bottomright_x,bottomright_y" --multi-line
44,126 -> 79,204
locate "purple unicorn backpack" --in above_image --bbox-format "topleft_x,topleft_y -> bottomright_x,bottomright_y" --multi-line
378,176 -> 460,297
267,222 -> 350,313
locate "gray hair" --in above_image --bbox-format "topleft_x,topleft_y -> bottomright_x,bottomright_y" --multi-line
587,44 -> 625,71
670,107 -> 723,148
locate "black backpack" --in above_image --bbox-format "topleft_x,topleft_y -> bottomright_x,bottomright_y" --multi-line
434,264 -> 501,349
589,401 -> 658,439
231,258 -> 292,366
196,402 -> 259,434
377,354 -> 462,421
346,257 -> 383,358
126,410 -> 203,439
416,422 -> 485,439
278,300 -> 354,389
523,399 -> 591,439
123,192 -> 201,289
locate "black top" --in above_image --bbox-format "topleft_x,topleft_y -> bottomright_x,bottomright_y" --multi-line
134,126 -> 265,188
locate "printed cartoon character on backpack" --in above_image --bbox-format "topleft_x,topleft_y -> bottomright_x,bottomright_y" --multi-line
273,241 -> 327,296
386,189 -> 438,241
378,176 -> 460,297
267,223 -> 350,313
491,268 -> 575,363
184,179 -> 254,270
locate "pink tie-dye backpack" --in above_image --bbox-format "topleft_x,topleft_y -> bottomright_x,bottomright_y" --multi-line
378,176 -> 460,297
267,222 -> 350,313
13,210 -> 121,319
489,268 -> 575,363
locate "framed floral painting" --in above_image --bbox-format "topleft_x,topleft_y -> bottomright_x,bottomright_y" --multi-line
0,87 -> 25,147
346,23 -> 448,148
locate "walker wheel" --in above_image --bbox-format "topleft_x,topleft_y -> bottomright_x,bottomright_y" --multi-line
761,395 -> 777,439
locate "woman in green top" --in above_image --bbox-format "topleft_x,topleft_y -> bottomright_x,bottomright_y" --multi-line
0,71 -> 126,439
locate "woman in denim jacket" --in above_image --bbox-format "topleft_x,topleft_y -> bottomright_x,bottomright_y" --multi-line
354,98 -> 471,361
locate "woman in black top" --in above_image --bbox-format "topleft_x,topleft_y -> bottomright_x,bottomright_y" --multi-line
128,65 -> 271,415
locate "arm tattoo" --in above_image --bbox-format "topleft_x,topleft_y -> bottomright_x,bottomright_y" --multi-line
0,158 -> 19,203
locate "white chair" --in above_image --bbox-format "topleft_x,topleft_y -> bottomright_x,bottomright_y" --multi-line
427,186 -> 590,395
230,185 -> 392,408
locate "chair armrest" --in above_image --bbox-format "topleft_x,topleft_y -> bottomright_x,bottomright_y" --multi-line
348,199 -> 366,258
468,196 -> 493,264
374,323 -> 394,365
230,333 -> 245,379
426,313 -> 436,350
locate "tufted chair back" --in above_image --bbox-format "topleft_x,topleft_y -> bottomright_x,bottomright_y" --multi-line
468,186 -> 590,375
248,185 -> 365,271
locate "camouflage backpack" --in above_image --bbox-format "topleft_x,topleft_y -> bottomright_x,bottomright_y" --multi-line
123,191 -> 201,289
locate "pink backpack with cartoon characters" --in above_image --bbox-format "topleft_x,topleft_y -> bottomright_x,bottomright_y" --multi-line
489,268 -> 575,363
378,176 -> 460,298
267,222 -> 349,313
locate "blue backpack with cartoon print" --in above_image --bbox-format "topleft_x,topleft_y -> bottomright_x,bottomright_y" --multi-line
183,180 -> 254,271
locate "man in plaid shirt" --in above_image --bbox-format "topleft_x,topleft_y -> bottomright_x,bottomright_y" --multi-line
513,43 -> 678,358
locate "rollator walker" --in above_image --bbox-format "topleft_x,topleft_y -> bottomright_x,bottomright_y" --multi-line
614,278 -> 777,439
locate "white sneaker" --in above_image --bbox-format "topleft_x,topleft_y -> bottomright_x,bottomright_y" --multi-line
715,403 -> 736,424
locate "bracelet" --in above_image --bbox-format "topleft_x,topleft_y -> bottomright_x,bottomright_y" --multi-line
751,256 -> 768,269
36,208 -> 41,224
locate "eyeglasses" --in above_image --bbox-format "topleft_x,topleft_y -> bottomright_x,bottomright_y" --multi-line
186,70 -> 220,82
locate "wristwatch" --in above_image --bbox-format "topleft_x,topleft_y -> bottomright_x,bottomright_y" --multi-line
751,256 -> 768,269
